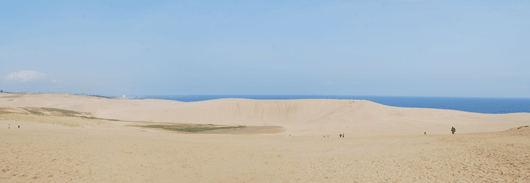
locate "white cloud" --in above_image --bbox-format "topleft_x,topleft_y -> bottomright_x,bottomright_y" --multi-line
4,70 -> 47,82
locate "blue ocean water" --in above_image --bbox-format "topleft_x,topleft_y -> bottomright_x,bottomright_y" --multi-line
131,95 -> 530,114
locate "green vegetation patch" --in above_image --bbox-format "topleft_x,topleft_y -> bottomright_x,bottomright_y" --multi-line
140,123 -> 246,133
0,107 -> 12,114
21,107 -> 90,117
79,116 -> 120,121
42,107 -> 86,116
22,108 -> 46,115
0,111 -> 12,115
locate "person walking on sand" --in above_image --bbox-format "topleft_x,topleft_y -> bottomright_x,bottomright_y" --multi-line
451,126 -> 456,134
8,124 -> 10,129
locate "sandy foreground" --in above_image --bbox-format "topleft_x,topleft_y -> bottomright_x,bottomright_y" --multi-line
1,93 -> 530,182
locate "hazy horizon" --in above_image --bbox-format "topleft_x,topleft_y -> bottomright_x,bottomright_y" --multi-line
1,1 -> 529,97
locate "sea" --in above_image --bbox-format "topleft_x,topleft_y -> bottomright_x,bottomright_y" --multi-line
128,95 -> 530,114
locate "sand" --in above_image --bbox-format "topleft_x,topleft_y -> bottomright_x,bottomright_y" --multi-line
1,93 -> 529,182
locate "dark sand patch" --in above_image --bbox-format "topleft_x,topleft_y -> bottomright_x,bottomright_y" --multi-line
508,125 -> 530,131
0,107 -> 110,127
199,125 -> 285,134
135,123 -> 284,134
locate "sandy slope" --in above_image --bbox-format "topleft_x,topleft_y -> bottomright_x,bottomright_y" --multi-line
1,120 -> 529,182
1,93 -> 530,182
1,93 -> 529,136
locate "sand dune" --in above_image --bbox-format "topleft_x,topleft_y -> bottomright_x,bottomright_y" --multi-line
1,93 -> 528,136
1,93 -> 530,182
1,120 -> 529,182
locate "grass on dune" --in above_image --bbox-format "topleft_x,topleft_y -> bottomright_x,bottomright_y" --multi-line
22,107 -> 89,117
140,124 -> 246,133
0,111 -> 12,115
0,107 -> 109,127
0,113 -> 83,127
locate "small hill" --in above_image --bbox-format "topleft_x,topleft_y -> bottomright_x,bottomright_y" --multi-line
1,93 -> 529,136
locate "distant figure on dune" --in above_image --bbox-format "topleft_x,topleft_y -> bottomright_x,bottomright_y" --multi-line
8,124 -> 10,129
339,134 -> 342,138
424,132 -> 426,135
451,126 -> 456,134
18,124 -> 20,128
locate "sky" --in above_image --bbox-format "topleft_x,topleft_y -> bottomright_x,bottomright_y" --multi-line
1,0 -> 529,97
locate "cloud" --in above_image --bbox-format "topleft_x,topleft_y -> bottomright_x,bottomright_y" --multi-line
4,70 -> 47,82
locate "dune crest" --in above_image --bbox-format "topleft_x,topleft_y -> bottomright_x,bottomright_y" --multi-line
2,93 -> 530,182
1,93 -> 529,136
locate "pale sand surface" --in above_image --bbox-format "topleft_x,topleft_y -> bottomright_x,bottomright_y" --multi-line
2,93 -> 529,136
1,93 -> 530,182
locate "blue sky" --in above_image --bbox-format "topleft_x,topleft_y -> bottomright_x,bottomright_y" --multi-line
1,0 -> 529,97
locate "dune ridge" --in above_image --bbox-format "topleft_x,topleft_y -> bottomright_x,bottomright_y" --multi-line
2,93 -> 530,182
1,93 -> 528,136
